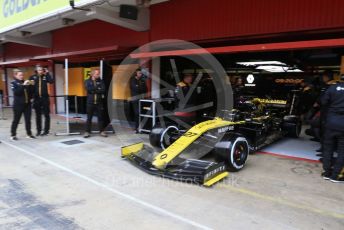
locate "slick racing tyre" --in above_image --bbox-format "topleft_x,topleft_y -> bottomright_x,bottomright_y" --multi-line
283,115 -> 302,138
149,125 -> 179,149
215,134 -> 249,172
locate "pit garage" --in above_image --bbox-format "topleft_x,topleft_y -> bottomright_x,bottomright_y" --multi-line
127,39 -> 344,163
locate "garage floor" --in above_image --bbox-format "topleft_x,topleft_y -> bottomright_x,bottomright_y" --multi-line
0,109 -> 343,229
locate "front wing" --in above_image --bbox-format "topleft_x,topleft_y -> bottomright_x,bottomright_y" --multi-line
121,142 -> 228,187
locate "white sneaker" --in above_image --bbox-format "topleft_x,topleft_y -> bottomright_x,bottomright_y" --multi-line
26,135 -> 36,139
100,131 -> 108,137
11,136 -> 18,141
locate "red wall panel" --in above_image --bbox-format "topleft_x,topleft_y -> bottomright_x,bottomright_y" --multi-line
52,20 -> 149,53
151,0 -> 344,41
4,43 -> 50,61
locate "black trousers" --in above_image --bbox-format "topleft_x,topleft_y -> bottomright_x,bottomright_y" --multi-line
33,97 -> 50,133
323,128 -> 344,178
309,116 -> 321,140
11,103 -> 32,136
86,103 -> 104,132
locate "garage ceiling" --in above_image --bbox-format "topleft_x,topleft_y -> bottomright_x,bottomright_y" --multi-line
0,0 -> 169,47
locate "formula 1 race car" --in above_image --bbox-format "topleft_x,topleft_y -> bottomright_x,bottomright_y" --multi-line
121,98 -> 301,187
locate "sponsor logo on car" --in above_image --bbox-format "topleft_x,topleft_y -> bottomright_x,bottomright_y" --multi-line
204,165 -> 226,180
218,126 -> 234,133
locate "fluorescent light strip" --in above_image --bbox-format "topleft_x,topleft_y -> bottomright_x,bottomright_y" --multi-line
256,66 -> 303,73
236,61 -> 286,66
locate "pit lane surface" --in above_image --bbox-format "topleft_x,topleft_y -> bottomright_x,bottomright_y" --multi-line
0,109 -> 343,229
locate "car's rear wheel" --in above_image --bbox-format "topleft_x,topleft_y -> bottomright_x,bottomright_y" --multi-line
283,115 -> 302,138
215,134 -> 249,172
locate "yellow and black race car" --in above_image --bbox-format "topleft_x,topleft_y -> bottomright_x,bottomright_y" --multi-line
121,98 -> 301,187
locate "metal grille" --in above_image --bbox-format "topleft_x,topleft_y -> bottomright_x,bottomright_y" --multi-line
61,140 -> 84,145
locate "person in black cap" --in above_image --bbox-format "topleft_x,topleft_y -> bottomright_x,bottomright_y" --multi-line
29,66 -> 54,136
129,69 -> 147,133
84,69 -> 107,138
321,74 -> 344,183
10,69 -> 35,140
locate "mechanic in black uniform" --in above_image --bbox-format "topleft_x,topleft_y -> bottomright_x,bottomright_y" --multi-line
174,73 -> 197,126
321,74 -> 344,183
10,69 -> 35,140
129,69 -> 147,133
29,66 -> 54,136
312,72 -> 338,153
84,69 -> 107,138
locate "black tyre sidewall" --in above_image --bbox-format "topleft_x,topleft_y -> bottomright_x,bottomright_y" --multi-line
215,134 -> 249,172
149,126 -> 165,148
228,137 -> 249,171
149,125 -> 179,149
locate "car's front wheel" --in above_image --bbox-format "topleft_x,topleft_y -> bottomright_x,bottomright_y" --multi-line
215,134 -> 249,172
149,125 -> 179,149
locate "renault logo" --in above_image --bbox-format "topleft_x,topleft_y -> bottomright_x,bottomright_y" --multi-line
247,74 -> 255,84
245,74 -> 256,87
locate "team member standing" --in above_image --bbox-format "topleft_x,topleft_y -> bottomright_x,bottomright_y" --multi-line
29,66 -> 54,136
174,73 -> 197,126
84,69 -> 107,138
10,70 -> 35,140
129,69 -> 147,133
321,74 -> 344,183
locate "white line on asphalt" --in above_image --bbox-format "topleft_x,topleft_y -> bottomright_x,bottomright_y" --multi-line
1,140 -> 212,230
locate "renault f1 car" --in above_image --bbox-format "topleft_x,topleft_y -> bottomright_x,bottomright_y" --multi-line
121,98 -> 301,187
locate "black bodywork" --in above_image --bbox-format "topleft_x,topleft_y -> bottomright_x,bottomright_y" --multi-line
155,98 -> 301,154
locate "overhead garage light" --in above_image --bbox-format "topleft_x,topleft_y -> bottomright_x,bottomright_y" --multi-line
236,61 -> 286,66
256,65 -> 303,73
237,61 -> 303,73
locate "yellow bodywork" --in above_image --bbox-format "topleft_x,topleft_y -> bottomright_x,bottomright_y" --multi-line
121,142 -> 144,157
120,118 -> 246,186
253,98 -> 287,105
152,118 -> 244,169
203,172 -> 229,187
